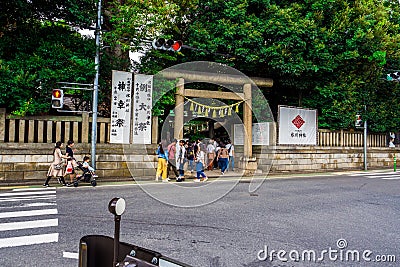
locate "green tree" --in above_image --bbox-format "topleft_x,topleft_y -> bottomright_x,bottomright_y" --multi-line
128,0 -> 400,132
0,0 -> 98,115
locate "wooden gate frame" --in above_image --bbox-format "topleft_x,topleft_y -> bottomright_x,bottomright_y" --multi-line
162,70 -> 273,173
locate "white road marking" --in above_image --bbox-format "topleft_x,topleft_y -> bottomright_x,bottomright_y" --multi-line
0,196 -> 56,202
23,202 -> 57,207
0,191 -> 56,197
63,251 -> 79,259
350,172 -> 395,177
12,188 -> 55,192
0,208 -> 58,219
0,219 -> 58,231
367,175 -> 400,179
0,233 -> 59,248
350,172 -> 400,180
0,189 -> 59,250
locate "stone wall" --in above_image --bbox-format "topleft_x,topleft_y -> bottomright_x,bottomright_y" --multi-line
0,143 -> 158,184
255,146 -> 396,173
0,143 -> 397,184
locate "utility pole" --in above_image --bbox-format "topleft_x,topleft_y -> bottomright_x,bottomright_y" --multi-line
92,0 -> 102,169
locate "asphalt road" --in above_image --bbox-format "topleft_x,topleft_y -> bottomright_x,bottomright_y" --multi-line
0,171 -> 399,267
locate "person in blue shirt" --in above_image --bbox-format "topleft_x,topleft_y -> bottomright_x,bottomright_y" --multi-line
156,142 -> 169,182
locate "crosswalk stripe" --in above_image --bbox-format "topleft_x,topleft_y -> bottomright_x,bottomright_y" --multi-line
0,219 -> 58,231
12,188 -> 55,192
350,172 -> 395,177
0,209 -> 58,219
63,251 -> 79,259
23,202 -> 57,207
0,196 -> 56,202
0,188 -> 59,250
0,191 -> 56,197
367,175 -> 400,179
0,233 -> 59,248
349,171 -> 400,180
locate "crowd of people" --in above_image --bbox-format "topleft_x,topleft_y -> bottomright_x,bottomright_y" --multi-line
156,138 -> 235,183
44,137 -> 235,186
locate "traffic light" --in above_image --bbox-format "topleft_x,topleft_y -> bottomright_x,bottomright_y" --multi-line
387,72 -> 400,81
355,114 -> 363,128
152,38 -> 183,52
51,89 -> 64,109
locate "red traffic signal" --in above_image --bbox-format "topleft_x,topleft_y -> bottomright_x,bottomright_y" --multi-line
171,40 -> 183,52
51,89 -> 64,109
152,38 -> 183,52
52,89 -> 62,98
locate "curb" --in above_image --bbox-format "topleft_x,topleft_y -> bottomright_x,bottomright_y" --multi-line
0,168 -> 396,189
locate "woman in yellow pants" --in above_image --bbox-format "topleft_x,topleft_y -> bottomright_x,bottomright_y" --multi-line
156,143 -> 169,182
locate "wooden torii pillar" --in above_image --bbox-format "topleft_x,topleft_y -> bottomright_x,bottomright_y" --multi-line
164,70 -> 273,175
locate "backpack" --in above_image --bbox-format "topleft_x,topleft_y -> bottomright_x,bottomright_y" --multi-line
219,148 -> 228,157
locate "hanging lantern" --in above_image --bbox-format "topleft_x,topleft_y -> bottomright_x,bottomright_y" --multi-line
220,109 -> 224,118
205,108 -> 209,117
228,107 -> 232,116
197,105 -> 202,114
190,101 -> 194,111
212,109 -> 217,118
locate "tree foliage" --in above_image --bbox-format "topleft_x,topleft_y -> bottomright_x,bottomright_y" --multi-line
2,0 -> 400,133
0,0 -> 97,115
178,0 -> 400,131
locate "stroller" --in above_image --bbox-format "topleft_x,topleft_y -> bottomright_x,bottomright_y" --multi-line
73,160 -> 97,187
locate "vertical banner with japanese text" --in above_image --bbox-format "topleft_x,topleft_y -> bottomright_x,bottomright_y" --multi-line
110,70 -> 133,144
133,74 -> 153,144
278,106 -> 317,145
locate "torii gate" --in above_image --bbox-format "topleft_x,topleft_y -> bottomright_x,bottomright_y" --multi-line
162,70 -> 273,174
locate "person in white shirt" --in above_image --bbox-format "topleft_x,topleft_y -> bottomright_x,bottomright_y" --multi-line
194,147 -> 208,182
82,156 -> 98,177
225,140 -> 235,171
206,140 -> 216,170
176,140 -> 186,182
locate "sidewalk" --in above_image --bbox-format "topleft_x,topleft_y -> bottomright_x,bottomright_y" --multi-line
1,167 -> 395,188
182,168 -> 245,179
0,168 -> 248,188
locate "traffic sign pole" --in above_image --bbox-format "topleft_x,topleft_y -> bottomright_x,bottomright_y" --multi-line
91,0 -> 102,169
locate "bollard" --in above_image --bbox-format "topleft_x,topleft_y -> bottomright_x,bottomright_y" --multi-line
394,155 -> 397,172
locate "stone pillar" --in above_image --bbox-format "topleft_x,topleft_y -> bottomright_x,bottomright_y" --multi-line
0,108 -> 5,142
82,112 -> 89,143
174,78 -> 184,140
152,116 -> 158,144
243,83 -> 257,175
243,83 -> 252,158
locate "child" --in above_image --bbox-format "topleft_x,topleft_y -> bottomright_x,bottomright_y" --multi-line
194,148 -> 208,182
82,156 -> 98,177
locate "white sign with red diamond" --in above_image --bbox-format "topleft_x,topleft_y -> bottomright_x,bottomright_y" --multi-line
278,106 -> 317,145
